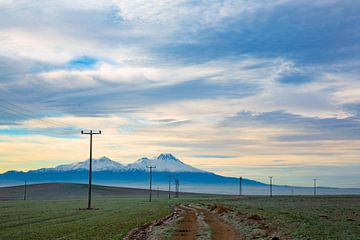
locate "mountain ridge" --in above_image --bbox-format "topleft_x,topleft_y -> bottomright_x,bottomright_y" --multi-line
2,154 -> 360,195
6,153 -> 204,174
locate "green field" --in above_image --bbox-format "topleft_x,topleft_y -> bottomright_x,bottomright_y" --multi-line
198,196 -> 360,239
1,183 -> 360,240
0,183 -> 209,240
0,197 -> 182,240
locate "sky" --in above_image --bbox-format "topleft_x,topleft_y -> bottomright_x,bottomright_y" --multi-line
0,0 -> 360,187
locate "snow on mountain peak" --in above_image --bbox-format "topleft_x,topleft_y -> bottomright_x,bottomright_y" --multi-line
157,153 -> 179,161
53,156 -> 124,172
98,156 -> 112,162
47,153 -> 203,173
126,153 -> 203,172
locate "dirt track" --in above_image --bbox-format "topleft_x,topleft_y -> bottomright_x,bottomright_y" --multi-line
124,204 -> 240,240
171,205 -> 198,240
195,206 -> 240,240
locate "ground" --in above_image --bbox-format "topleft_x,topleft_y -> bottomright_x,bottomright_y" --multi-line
0,183 -> 360,239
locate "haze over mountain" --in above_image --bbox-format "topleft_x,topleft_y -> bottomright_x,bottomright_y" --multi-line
1,153 -> 360,195
0,153 -> 265,194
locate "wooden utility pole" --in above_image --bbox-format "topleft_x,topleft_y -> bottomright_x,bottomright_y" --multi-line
269,176 -> 273,197
313,179 -> 317,196
23,180 -> 27,201
239,177 -> 242,196
147,165 -> 156,202
168,175 -> 172,199
157,187 -> 160,198
81,130 -> 101,209
175,179 -> 179,198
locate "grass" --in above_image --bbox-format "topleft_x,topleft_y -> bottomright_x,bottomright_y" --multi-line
202,196 -> 360,239
0,197 -> 183,240
1,183 -> 359,240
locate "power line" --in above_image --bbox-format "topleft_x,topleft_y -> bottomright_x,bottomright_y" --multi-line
0,104 -> 65,128
81,130 -> 102,210
0,98 -> 69,128
147,165 -> 156,202
0,99 -> 78,136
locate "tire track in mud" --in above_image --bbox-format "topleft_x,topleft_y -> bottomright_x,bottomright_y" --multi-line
124,204 -> 240,240
171,205 -> 240,240
193,206 -> 240,240
171,205 -> 198,240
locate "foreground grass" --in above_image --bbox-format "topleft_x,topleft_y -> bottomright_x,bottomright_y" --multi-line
1,195 -> 360,240
0,197 -> 184,240
203,196 -> 360,239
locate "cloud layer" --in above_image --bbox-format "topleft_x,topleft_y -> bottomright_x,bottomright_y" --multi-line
0,0 -> 360,187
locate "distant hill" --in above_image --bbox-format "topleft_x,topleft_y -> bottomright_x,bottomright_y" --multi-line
0,183 -> 212,200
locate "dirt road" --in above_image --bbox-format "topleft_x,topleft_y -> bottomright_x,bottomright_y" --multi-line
194,206 -> 239,240
171,205 -> 198,240
124,204 -> 240,240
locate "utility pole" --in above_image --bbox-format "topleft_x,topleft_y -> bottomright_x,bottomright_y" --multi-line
147,165 -> 156,202
269,176 -> 273,197
81,130 -> 101,209
168,175 -> 172,199
239,177 -> 242,196
175,179 -> 179,198
23,180 -> 27,201
313,179 -> 317,196
157,187 -> 160,198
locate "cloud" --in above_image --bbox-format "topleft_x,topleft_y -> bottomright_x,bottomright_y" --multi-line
192,155 -> 238,159
1,0 -> 360,187
223,110 -> 360,141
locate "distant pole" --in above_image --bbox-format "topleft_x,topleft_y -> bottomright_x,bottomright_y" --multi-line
177,180 -> 180,198
175,179 -> 179,198
239,177 -> 243,196
269,176 -> 273,197
81,129 -> 102,209
157,187 -> 160,198
147,165 -> 156,202
313,179 -> 317,196
168,175 -> 172,199
23,180 -> 27,201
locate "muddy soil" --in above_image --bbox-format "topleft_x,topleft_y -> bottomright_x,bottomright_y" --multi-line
195,206 -> 240,240
124,204 -> 240,239
171,205 -> 199,240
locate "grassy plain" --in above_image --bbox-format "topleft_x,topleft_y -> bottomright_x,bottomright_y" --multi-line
0,183 -> 202,240
201,196 -> 360,239
0,197 -> 181,240
1,183 -> 359,240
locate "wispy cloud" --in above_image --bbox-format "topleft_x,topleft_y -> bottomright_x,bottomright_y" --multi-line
0,0 -> 360,187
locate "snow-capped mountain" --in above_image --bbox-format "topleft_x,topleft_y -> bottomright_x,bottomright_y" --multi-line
0,153 -> 269,192
53,156 -> 124,172
126,153 -> 203,172
48,154 -> 203,173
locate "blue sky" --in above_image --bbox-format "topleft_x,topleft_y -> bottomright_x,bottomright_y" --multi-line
0,0 -> 360,187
